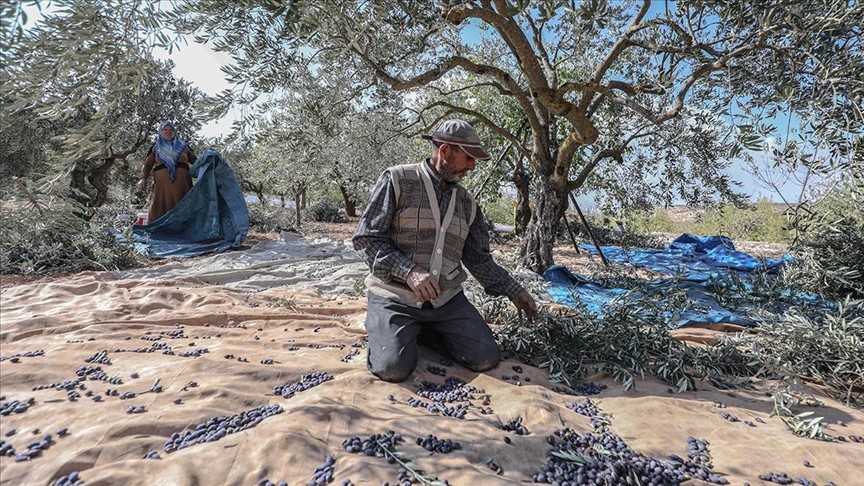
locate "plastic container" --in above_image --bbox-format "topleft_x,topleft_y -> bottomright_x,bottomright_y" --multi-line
136,212 -> 149,226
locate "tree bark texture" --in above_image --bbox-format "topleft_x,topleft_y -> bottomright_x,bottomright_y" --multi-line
69,168 -> 91,207
87,157 -> 116,208
512,158 -> 531,235
294,190 -> 302,228
520,174 -> 568,273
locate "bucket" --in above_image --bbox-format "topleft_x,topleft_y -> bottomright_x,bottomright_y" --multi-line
136,212 -> 149,226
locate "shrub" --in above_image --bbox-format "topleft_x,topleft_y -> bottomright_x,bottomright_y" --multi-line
619,202 -> 793,243
481,195 -> 517,227
247,204 -> 297,233
304,200 -> 346,223
784,215 -> 864,300
781,182 -> 864,300
626,208 -> 678,234
563,218 -> 668,249
0,201 -> 140,275
693,200 -> 792,243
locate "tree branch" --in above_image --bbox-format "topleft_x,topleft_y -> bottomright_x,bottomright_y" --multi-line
350,41 -> 542,139
422,101 -> 530,160
596,38 -> 767,126
430,81 -> 513,97
578,0 -> 651,111
447,3 -> 599,144
568,127 -> 654,191
527,14 -> 555,81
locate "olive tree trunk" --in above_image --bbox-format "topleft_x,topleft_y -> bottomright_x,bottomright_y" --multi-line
520,151 -> 569,274
294,190 -> 302,228
512,156 -> 531,235
339,183 -> 357,217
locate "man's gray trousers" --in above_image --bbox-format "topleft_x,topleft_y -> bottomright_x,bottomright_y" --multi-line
364,292 -> 500,382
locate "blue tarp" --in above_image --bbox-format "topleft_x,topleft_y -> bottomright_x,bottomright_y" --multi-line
578,233 -> 789,282
544,265 -> 761,327
545,234 -> 811,328
129,148 -> 249,258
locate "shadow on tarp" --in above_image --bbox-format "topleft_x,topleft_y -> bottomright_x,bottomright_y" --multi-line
546,234 -> 827,328
124,148 -> 249,259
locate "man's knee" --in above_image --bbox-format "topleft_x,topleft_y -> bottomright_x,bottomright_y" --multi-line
369,355 -> 415,383
370,365 -> 414,383
457,344 -> 500,372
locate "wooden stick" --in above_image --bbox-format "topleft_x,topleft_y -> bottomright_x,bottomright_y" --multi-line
561,211 -> 581,254
569,193 -> 609,266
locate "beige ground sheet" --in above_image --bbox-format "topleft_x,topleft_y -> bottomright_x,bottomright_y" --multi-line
1,236 -> 862,486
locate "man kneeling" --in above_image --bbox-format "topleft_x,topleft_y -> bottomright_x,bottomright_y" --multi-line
353,119 -> 537,382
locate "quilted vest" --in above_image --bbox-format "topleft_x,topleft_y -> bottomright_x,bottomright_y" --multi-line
365,162 -> 477,308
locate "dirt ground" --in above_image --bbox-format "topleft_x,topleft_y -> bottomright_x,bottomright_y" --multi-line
0,218 -> 789,290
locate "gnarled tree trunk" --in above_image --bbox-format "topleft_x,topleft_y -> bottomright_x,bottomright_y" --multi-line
520,174 -> 568,273
241,179 -> 266,206
87,157 -> 116,208
70,167 -> 91,207
519,116 -> 570,273
70,144 -> 145,209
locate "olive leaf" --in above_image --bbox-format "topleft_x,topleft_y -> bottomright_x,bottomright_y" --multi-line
549,450 -> 592,465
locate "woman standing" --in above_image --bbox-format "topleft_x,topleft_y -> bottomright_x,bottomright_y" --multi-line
138,121 -> 197,222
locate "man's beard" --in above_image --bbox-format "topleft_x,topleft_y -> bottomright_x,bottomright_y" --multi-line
440,157 -> 465,183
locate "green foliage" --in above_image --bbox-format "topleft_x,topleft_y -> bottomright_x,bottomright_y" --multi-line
724,300 -> 864,407
486,292 -> 753,393
622,208 -> 677,234
4,2 -> 202,207
487,279 -> 862,409
0,198 -> 140,275
247,204 -> 297,233
783,183 -> 864,300
692,200 -> 792,243
0,97 -> 63,196
304,200 -> 347,223
480,195 -> 517,227
618,201 -> 793,244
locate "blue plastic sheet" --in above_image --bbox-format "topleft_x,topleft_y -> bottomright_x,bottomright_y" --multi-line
546,234 -> 816,328
129,148 -> 249,258
578,233 -> 789,282
544,265 -> 759,328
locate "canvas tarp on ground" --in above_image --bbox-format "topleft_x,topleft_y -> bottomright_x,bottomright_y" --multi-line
131,148 -> 249,258
1,267 -> 861,486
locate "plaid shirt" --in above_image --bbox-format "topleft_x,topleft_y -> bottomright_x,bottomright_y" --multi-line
353,160 -> 523,299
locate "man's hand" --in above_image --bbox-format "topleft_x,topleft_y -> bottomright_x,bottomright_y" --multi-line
406,266 -> 440,302
137,177 -> 147,193
510,289 -> 537,322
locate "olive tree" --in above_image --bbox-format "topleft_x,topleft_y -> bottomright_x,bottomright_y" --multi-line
2,1 -> 202,208
176,0 -> 862,272
232,65 -> 420,219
